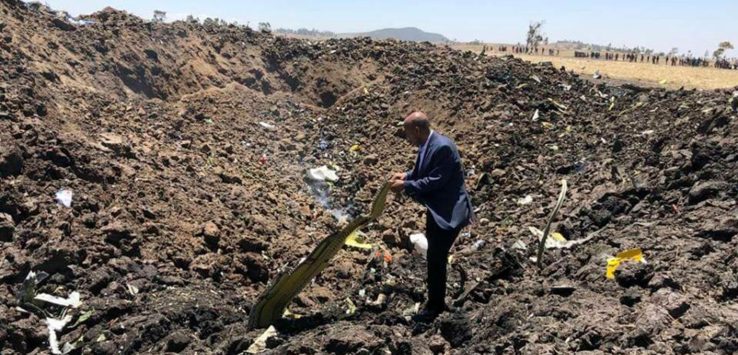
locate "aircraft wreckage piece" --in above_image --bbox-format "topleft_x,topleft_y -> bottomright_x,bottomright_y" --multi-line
248,182 -> 390,329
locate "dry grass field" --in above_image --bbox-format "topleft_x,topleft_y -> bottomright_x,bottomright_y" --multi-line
452,44 -> 738,90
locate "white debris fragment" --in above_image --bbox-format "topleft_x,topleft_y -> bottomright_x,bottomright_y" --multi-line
246,325 -> 278,354
641,130 -> 655,136
307,165 -> 339,182
528,226 -> 594,249
531,109 -> 540,121
55,189 -> 73,208
512,240 -> 528,250
34,291 -> 82,308
46,315 -> 73,355
409,233 -> 428,258
258,121 -> 276,130
126,283 -> 139,296
517,195 -> 533,205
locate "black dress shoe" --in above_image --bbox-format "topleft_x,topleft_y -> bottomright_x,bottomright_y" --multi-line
411,308 -> 441,323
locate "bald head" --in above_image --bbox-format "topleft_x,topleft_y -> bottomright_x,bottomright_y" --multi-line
403,111 -> 431,146
404,111 -> 430,130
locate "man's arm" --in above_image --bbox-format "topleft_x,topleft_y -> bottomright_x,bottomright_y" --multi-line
403,145 -> 454,196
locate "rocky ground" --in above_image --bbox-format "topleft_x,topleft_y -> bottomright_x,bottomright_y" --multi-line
1,1 -> 738,354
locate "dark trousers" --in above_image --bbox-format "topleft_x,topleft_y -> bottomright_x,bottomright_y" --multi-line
425,214 -> 462,312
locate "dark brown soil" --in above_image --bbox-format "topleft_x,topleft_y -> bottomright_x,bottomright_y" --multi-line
1,1 -> 738,354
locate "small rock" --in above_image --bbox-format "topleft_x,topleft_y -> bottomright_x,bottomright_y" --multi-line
218,170 -> 242,184
428,334 -> 448,353
310,286 -> 334,303
490,168 -> 506,178
334,261 -> 354,279
0,212 -> 14,242
201,221 -> 220,246
0,146 -> 23,177
324,327 -> 382,354
190,253 -> 225,279
652,288 -> 690,319
615,261 -> 653,288
51,18 -> 75,31
101,222 -> 134,245
294,294 -> 316,308
619,288 -> 642,307
363,154 -> 379,165
688,180 -> 728,204
237,236 -> 267,252
647,273 -> 680,290
438,312 -> 472,347
381,229 -> 400,247
165,330 -> 191,352
0,111 -> 15,120
698,215 -> 738,241
242,252 -> 269,283
99,132 -> 127,154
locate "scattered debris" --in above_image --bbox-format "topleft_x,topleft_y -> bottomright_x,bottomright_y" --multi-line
306,165 -> 339,182
248,183 -> 390,328
258,121 -> 276,130
345,297 -> 357,315
54,189 -> 73,207
511,240 -> 528,250
517,195 -> 533,205
46,315 -> 73,355
34,291 -> 82,308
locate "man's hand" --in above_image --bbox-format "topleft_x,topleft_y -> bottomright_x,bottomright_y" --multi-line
390,178 -> 405,193
391,172 -> 406,182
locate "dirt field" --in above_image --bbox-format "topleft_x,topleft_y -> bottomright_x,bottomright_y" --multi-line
453,44 -> 738,90
2,2 -> 738,354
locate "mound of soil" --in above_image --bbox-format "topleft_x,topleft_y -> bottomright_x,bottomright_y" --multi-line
1,1 -> 737,353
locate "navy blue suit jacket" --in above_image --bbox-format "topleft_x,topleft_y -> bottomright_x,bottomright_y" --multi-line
404,132 -> 473,230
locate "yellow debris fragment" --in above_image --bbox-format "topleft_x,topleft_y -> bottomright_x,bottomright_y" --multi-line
551,232 -> 566,242
345,231 -> 372,250
606,248 -> 646,279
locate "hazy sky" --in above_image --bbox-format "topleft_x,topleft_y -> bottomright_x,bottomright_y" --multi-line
43,0 -> 736,56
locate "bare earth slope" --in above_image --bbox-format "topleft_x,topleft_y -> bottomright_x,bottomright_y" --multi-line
1,1 -> 738,354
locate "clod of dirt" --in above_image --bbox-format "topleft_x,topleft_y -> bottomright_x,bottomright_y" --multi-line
0,146 -> 23,177
619,287 -> 642,307
0,212 -> 14,241
688,180 -> 729,204
614,262 -> 654,288
200,221 -> 220,247
651,288 -> 690,319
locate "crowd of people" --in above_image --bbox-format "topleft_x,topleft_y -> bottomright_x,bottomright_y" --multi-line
484,45 -> 737,70
572,51 -> 738,70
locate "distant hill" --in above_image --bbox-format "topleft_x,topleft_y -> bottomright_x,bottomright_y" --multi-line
276,26 -> 451,43
351,27 -> 450,43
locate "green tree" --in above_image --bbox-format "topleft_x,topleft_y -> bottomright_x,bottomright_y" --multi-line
713,41 -> 734,59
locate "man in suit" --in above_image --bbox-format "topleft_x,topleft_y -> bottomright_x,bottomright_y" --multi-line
390,111 -> 473,321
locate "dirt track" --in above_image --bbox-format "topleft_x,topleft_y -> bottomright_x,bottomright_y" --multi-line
1,1 -> 738,354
